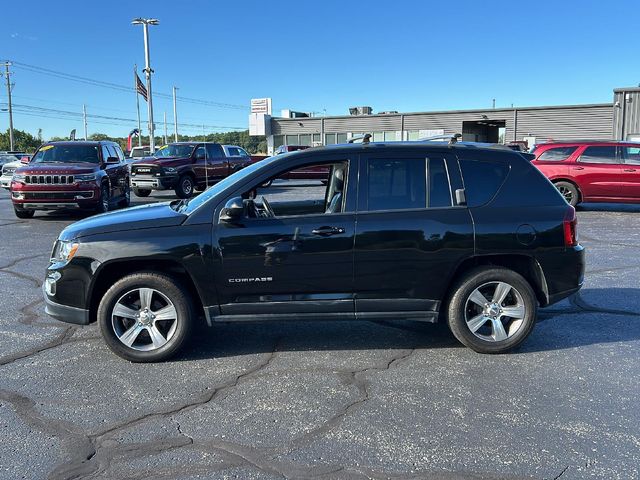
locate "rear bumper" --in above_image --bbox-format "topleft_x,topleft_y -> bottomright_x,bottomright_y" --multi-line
541,245 -> 585,306
43,284 -> 90,325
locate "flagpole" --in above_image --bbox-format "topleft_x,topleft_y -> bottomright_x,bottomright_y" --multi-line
134,64 -> 142,147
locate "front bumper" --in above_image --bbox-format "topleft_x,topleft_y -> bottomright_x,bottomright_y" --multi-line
130,174 -> 177,191
42,283 -> 90,325
11,182 -> 100,210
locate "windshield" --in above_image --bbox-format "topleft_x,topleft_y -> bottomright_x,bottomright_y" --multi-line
179,155 -> 281,214
32,144 -> 100,164
155,144 -> 196,158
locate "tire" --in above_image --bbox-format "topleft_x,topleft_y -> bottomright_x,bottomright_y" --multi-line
553,181 -> 579,207
95,183 -> 110,214
134,188 -> 151,198
446,267 -> 537,354
175,174 -> 195,199
118,184 -> 131,208
97,272 -> 195,362
14,207 -> 35,219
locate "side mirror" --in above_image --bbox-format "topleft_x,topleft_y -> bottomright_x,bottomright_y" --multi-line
106,156 -> 120,164
20,156 -> 30,164
220,196 -> 244,222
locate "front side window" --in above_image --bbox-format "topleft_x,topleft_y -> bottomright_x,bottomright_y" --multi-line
537,146 -> 578,161
621,146 -> 640,165
241,161 -> 348,218
578,146 -> 619,164
206,144 -> 224,158
367,158 -> 426,211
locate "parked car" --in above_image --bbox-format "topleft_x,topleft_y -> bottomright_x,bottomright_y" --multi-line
0,152 -> 22,170
129,142 -> 252,199
1,154 -> 31,189
531,140 -> 640,206
128,146 -> 150,159
10,141 -> 130,218
275,145 -> 310,155
43,142 -> 584,361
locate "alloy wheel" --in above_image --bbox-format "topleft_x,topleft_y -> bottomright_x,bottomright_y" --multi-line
464,281 -> 526,342
111,287 -> 178,351
182,178 -> 193,195
556,185 -> 573,204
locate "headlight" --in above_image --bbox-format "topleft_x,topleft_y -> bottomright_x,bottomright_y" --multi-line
163,167 -> 177,174
75,173 -> 97,182
12,173 -> 26,182
3,167 -> 16,175
52,240 -> 79,263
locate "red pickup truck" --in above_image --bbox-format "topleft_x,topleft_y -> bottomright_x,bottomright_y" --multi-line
130,142 -> 253,198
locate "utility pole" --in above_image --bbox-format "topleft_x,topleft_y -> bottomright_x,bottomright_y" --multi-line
492,98 -> 496,109
163,111 -> 167,145
2,62 -> 15,151
132,18 -> 159,154
172,86 -> 178,142
82,104 -> 88,140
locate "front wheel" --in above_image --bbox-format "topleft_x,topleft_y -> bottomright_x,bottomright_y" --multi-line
175,175 -> 195,199
447,267 -> 537,354
97,272 -> 195,362
14,207 -> 35,219
95,184 -> 110,213
553,181 -> 579,207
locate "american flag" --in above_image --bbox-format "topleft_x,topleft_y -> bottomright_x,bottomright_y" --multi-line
136,73 -> 148,102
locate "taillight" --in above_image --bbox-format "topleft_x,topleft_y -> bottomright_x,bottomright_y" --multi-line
563,206 -> 578,247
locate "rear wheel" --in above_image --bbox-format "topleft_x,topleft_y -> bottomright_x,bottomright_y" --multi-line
97,272 -> 195,362
14,207 -> 35,219
118,184 -> 131,208
553,181 -> 579,207
134,188 -> 151,198
175,174 -> 195,199
447,267 -> 537,354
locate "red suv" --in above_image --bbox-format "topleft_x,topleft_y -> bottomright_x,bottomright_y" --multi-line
531,141 -> 640,206
10,141 -> 130,218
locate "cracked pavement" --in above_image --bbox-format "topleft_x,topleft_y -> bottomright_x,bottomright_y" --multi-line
0,189 -> 639,480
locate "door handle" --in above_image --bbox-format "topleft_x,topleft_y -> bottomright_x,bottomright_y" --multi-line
623,168 -> 636,172
572,166 -> 584,170
311,226 -> 345,236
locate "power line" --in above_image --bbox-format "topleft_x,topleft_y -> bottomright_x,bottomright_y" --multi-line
8,60 -> 248,111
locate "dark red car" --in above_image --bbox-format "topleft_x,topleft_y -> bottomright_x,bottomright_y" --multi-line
531,141 -> 640,206
11,141 -> 130,218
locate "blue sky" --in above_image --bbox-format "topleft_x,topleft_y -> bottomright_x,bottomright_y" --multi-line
2,0 -> 639,139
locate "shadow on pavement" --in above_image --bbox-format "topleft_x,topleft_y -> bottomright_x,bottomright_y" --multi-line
577,202 -> 640,213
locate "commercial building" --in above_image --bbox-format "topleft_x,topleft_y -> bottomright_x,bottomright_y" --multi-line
256,87 -> 640,154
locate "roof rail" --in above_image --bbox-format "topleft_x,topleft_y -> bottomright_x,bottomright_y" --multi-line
418,133 -> 462,145
348,133 -> 372,144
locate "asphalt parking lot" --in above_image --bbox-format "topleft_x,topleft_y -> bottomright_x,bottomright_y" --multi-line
1,185 -> 639,480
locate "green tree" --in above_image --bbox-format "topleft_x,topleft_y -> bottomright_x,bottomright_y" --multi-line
0,129 -> 41,152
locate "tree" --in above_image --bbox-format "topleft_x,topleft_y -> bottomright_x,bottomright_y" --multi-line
0,129 -> 41,152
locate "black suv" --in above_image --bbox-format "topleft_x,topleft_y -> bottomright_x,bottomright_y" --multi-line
42,143 -> 584,361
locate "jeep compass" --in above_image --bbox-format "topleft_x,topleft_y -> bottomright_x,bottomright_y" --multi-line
42,143 -> 585,361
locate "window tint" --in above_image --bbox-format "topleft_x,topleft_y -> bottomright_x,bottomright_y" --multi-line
428,157 -> 452,207
206,144 -> 224,157
621,146 -> 640,165
114,145 -> 125,162
537,146 -> 577,161
227,147 -> 240,156
578,146 -> 619,164
102,145 -> 113,162
367,159 -> 426,211
459,158 -> 509,207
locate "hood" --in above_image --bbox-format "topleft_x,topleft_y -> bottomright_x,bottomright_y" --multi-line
59,202 -> 187,240
132,156 -> 190,168
17,163 -> 99,175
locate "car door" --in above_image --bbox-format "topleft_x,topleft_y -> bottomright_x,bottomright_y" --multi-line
619,145 -> 640,199
206,144 -> 230,182
101,145 -> 124,198
211,155 -> 358,318
354,150 -> 474,320
573,145 -> 623,200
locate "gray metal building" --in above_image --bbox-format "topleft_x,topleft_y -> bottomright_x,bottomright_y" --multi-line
265,87 -> 640,153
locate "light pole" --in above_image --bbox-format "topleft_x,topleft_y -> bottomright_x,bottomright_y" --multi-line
172,86 -> 178,142
132,17 -> 159,153
2,62 -> 15,151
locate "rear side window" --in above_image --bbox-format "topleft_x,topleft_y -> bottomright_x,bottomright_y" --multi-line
459,158 -> 509,207
537,146 -> 577,161
578,146 -> 619,164
621,146 -> 640,165
367,159 -> 426,211
206,144 -> 224,157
